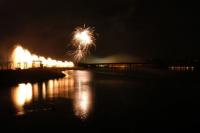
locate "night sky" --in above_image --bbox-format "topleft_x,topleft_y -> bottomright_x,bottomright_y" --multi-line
0,0 -> 198,62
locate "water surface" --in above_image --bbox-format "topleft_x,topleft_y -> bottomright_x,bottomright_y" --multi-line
0,69 -> 200,132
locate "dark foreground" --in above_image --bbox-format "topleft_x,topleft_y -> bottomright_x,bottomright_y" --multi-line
0,68 -> 65,85
0,69 -> 200,132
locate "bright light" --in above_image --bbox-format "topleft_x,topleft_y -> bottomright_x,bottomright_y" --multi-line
71,25 -> 95,62
12,83 -> 33,115
74,29 -> 93,46
11,45 -> 74,69
72,26 -> 94,47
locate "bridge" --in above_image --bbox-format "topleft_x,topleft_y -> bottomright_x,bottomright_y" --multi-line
77,62 -> 161,71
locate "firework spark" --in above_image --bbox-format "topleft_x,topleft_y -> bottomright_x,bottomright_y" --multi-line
72,26 -> 95,47
71,25 -> 95,62
73,49 -> 85,62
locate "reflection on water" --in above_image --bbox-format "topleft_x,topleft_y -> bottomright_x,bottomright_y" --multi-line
12,83 -> 33,115
11,70 -> 93,120
74,82 -> 92,119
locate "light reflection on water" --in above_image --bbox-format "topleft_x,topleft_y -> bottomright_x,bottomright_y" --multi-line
11,70 -> 93,120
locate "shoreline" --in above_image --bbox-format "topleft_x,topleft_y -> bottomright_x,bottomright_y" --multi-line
0,68 -> 66,86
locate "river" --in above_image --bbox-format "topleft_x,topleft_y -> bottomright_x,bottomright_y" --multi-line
0,69 -> 199,132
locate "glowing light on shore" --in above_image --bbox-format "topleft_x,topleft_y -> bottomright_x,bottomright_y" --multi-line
11,45 -> 74,69
71,25 -> 95,62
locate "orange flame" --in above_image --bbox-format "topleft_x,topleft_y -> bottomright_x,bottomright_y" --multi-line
11,45 -> 74,69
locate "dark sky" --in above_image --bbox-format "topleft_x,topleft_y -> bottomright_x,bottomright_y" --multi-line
0,0 -> 198,62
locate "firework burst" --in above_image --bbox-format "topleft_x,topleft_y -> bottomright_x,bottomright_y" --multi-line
71,25 -> 95,62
